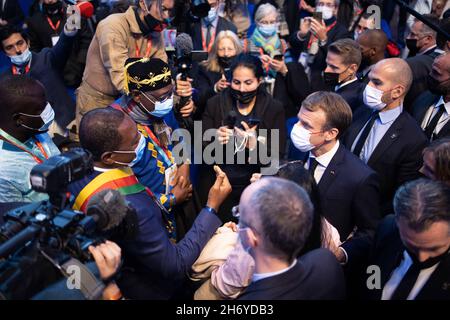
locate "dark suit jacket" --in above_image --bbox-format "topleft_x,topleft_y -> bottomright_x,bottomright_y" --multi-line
1,32 -> 76,129
0,0 -> 24,26
238,249 -> 346,300
299,144 -> 381,262
362,215 -> 450,300
189,17 -> 237,51
342,108 -> 428,215
289,17 -> 351,91
411,91 -> 450,140
193,64 -> 222,119
405,47 -> 441,112
335,79 -> 365,113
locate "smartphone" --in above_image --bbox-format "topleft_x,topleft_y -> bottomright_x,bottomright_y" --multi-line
273,54 -> 284,61
224,68 -> 232,83
247,118 -> 261,127
192,50 -> 208,62
312,11 -> 322,22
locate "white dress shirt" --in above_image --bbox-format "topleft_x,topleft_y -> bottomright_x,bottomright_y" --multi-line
335,77 -> 358,92
420,96 -> 450,135
305,140 -> 340,184
252,259 -> 297,283
382,250 -> 440,300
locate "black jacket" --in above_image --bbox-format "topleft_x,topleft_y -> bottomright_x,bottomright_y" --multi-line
411,91 -> 450,141
238,249 -> 346,300
273,61 -> 311,119
289,17 -> 351,91
193,64 -> 222,119
342,107 -> 428,215
189,17 -> 237,51
335,79 -> 366,113
362,215 -> 450,300
0,0 -> 24,26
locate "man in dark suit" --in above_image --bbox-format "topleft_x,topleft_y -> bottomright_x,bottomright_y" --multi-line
70,107 -> 232,299
356,29 -> 388,84
237,177 -> 346,300
290,91 -> 381,264
362,179 -> 450,300
0,23 -> 77,137
405,15 -> 444,111
188,0 -> 237,51
324,38 -> 366,112
289,0 -> 351,91
343,58 -> 428,215
411,52 -> 450,141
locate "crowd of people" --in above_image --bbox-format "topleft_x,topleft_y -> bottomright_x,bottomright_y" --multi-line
0,0 -> 449,300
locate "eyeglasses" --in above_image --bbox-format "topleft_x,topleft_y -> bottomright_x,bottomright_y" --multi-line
140,88 -> 174,104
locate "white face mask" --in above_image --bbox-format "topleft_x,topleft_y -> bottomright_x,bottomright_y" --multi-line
316,5 -> 334,20
17,102 -> 55,133
10,48 -> 32,66
290,123 -> 316,152
363,85 -> 388,111
113,133 -> 146,167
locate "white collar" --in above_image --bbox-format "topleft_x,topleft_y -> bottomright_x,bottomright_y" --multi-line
335,77 -> 358,91
419,45 -> 437,56
252,259 -> 297,283
435,96 -> 450,114
311,140 -> 340,169
93,166 -> 116,172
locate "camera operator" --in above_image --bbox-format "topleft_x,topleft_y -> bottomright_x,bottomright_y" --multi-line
71,107 -> 232,299
0,75 -> 60,204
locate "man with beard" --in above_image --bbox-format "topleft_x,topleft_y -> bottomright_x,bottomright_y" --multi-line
356,29 -> 388,84
411,52 -> 450,141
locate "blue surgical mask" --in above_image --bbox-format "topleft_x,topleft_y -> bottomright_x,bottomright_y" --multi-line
10,48 -> 32,66
258,23 -> 278,37
17,102 -> 55,133
113,133 -> 146,167
205,7 -> 218,23
150,95 -> 174,118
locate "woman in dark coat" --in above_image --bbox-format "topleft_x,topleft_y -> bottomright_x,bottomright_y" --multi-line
199,53 -> 286,222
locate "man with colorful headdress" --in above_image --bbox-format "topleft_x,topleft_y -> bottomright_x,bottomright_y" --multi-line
110,57 -> 195,238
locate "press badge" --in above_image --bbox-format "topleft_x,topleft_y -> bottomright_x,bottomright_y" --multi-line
165,164 -> 178,195
51,36 -> 60,47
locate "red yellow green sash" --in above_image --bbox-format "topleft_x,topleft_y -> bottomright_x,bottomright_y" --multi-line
73,167 -> 145,212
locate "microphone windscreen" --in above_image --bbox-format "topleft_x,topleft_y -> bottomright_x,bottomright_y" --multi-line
86,189 -> 128,232
77,1 -> 94,19
175,33 -> 193,57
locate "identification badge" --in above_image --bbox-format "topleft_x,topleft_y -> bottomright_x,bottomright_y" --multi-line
51,36 -> 60,47
165,164 -> 178,195
298,52 -> 309,68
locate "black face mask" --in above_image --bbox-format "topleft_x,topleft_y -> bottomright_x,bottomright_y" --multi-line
231,87 -> 258,104
427,74 -> 450,96
323,72 -> 340,87
406,247 -> 450,270
43,1 -> 62,16
135,8 -> 167,37
218,56 -> 234,69
406,38 -> 419,56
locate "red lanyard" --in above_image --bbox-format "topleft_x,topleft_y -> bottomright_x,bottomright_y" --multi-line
12,64 -> 30,75
201,26 -> 216,52
135,38 -> 152,58
0,136 -> 48,163
307,21 -> 337,49
46,16 -> 61,32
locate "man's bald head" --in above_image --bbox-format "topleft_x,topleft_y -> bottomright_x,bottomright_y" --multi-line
372,58 -> 413,95
358,29 -> 388,53
239,177 -> 314,261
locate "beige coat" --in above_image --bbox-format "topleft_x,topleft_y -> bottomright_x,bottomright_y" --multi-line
75,6 -> 168,126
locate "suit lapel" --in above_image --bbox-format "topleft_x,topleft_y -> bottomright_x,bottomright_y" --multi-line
437,121 -> 450,140
344,108 -> 371,148
317,144 -> 345,196
367,113 -> 404,167
415,255 -> 450,300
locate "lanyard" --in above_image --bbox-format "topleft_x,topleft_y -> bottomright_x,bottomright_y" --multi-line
141,125 -> 173,166
201,26 -> 216,52
307,21 -> 336,49
0,129 -> 48,163
135,38 -> 152,58
12,63 -> 30,75
46,16 -> 61,32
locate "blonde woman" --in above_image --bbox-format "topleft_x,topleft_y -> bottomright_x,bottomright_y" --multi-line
193,30 -> 243,117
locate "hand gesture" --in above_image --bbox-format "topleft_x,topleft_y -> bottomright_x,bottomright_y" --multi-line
207,165 -> 232,212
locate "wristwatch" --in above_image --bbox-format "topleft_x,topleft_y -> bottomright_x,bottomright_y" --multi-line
205,206 -> 218,215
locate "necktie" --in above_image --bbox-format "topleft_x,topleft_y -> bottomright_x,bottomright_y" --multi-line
352,111 -> 380,157
205,24 -> 212,49
308,158 -> 319,176
424,104 -> 445,140
390,263 -> 422,300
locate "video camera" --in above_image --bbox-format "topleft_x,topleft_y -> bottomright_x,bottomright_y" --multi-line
0,149 -> 138,299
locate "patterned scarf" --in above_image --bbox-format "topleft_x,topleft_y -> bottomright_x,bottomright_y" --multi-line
250,28 -> 282,78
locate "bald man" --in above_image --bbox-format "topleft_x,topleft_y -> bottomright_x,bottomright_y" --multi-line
357,29 -> 388,84
237,177 -> 346,300
343,58 -> 428,215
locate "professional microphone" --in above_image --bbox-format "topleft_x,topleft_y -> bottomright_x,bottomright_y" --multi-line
86,189 -> 139,240
66,0 -> 95,19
